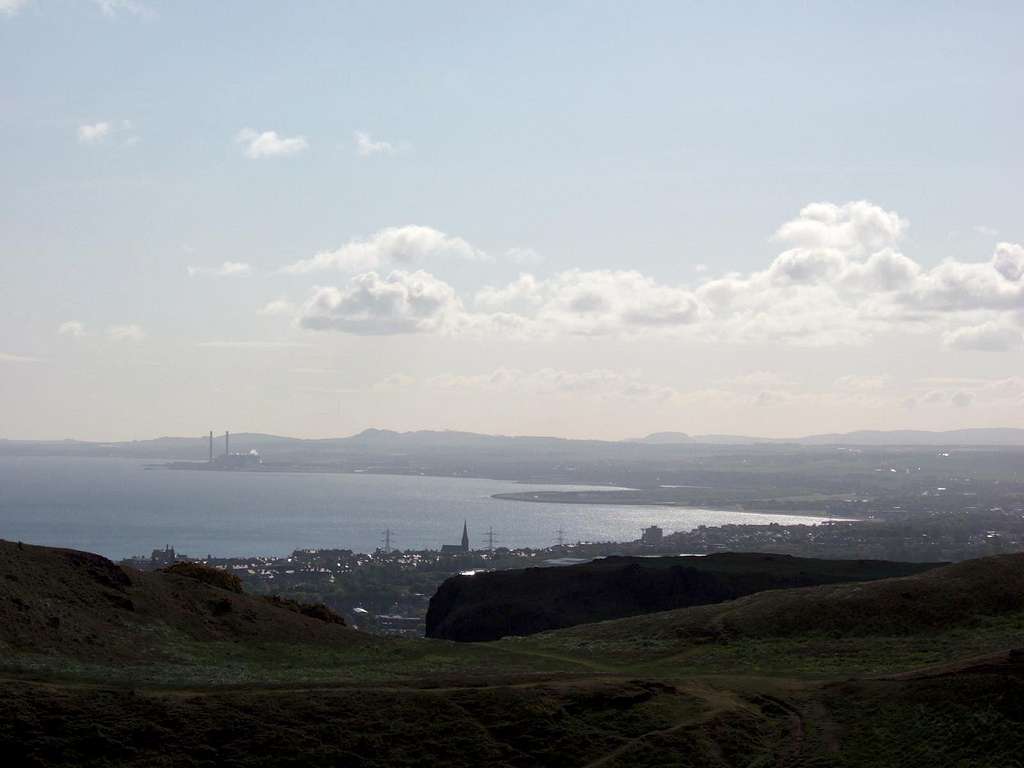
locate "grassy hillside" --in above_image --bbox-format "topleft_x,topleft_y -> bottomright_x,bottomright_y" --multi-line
514,553 -> 1024,678
426,552 -> 940,641
2,540 -> 1022,766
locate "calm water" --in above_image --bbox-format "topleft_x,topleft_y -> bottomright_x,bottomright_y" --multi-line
0,457 -> 833,559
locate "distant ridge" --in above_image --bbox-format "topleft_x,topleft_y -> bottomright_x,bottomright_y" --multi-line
4,427 -> 1024,458
624,431 -> 694,445
634,427 -> 1024,447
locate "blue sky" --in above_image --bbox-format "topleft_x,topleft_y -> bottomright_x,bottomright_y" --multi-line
2,1 -> 1022,440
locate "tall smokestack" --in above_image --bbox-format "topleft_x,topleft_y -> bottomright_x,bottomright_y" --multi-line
225,430 -> 230,456
209,431 -> 213,463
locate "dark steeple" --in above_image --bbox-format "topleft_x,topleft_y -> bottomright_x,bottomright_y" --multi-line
461,520 -> 469,551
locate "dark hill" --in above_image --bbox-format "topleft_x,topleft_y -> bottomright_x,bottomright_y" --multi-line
0,540 -> 363,664
425,552 -> 940,641
534,552 -> 1024,656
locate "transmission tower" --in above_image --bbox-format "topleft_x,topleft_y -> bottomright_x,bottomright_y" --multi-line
380,528 -> 395,554
555,528 -> 566,547
481,526 -> 499,552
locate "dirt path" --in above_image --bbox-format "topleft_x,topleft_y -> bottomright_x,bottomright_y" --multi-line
579,684 -> 752,768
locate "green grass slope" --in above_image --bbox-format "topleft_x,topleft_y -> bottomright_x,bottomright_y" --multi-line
2,541 -> 1022,766
426,552 -> 941,641
515,553 -> 1024,678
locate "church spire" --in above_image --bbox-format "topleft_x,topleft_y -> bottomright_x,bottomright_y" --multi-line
461,520 -> 469,551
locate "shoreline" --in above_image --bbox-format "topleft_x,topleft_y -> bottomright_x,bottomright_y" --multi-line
490,491 -> 854,520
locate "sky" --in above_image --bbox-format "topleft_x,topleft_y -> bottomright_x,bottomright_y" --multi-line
1,0 -> 1022,441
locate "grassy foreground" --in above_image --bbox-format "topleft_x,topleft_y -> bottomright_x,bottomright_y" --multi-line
1,540 -> 1022,766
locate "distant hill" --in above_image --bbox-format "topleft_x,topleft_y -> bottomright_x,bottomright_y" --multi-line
425,553 -> 940,642
6,426 -> 1024,462
632,427 -> 1024,446
624,431 -> 695,444
793,427 -> 1024,446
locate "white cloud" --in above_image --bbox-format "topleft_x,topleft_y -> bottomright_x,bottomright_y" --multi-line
260,298 -> 296,316
772,200 -> 907,255
354,131 -> 407,156
236,128 -> 308,159
473,274 -> 543,312
282,203 -> 1024,348
58,320 -> 86,337
106,324 -> 145,342
187,261 -> 251,278
943,321 -> 1023,351
77,119 -> 137,145
992,242 -> 1024,282
951,391 -> 974,408
298,270 -> 463,335
474,269 -> 703,337
93,0 -> 152,17
78,122 -> 111,143
1,0 -> 30,16
973,225 -> 999,238
284,226 -> 486,274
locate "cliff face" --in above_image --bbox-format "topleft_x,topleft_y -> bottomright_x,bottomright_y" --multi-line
425,552 -> 940,641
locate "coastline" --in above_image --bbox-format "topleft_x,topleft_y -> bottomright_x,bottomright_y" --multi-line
491,490 -> 853,520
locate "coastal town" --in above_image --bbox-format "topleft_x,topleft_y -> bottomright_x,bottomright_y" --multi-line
123,500 -> 1024,637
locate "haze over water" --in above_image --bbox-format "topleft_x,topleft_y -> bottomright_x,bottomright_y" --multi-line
0,457 -> 835,560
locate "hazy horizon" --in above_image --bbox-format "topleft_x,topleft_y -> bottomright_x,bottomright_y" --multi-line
3,2 -> 1022,441
7,424 -> 1024,447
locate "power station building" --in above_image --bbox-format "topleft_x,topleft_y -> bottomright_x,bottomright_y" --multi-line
209,430 -> 262,469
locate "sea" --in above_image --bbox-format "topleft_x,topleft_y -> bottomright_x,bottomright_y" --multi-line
0,456 -> 834,560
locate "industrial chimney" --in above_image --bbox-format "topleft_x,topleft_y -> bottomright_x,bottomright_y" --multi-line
208,431 -> 213,463
225,430 -> 230,456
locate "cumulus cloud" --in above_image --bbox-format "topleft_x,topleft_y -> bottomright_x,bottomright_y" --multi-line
992,242 -> 1024,282
284,226 -> 486,274
298,271 -> 463,335
106,324 -> 145,342
280,202 -> 1024,347
475,269 -> 703,336
78,119 -> 137,145
236,128 -> 308,158
58,320 -> 86,337
77,122 -> 111,143
772,201 -> 907,254
354,131 -> 407,156
187,261 -> 251,278
943,321 -> 1023,351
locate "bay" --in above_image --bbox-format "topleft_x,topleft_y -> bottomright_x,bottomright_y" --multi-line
0,456 -> 834,559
